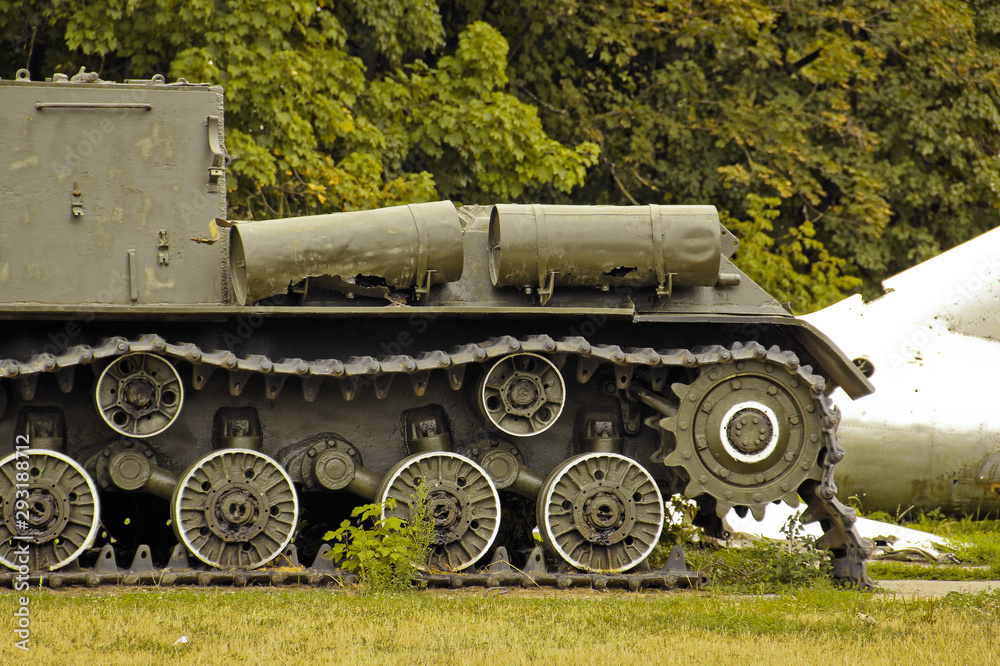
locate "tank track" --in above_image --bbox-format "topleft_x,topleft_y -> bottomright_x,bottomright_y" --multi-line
0,542 -> 705,591
0,333 -> 873,588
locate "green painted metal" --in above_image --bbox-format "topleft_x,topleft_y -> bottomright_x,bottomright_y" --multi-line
229,201 -> 464,305
489,204 -> 725,295
0,72 -> 877,586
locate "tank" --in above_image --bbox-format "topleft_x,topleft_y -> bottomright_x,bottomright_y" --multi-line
0,71 -> 874,587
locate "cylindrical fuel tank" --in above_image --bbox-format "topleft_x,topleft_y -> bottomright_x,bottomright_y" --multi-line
488,204 -> 722,290
229,201 -> 463,304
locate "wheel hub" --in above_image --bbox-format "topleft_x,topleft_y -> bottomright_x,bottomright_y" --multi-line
479,353 -> 566,437
172,449 -> 298,568
26,489 -> 59,528
122,376 -> 157,410
210,486 -> 264,539
538,452 -> 663,573
0,450 -> 101,572
379,451 -> 500,571
721,404 -> 778,461
428,491 -> 461,532
503,375 -> 544,413
582,492 -> 625,535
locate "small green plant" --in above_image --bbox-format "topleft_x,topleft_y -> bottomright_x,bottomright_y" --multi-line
649,495 -> 704,567
323,481 -> 434,591
687,513 -> 833,593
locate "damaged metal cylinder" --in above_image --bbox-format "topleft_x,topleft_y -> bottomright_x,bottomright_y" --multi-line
488,204 -> 724,293
229,201 -> 464,304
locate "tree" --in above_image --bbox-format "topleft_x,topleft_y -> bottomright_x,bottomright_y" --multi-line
0,0 -> 596,218
448,0 -> 1000,310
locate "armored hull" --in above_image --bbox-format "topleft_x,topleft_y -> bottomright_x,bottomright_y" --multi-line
0,72 -> 874,587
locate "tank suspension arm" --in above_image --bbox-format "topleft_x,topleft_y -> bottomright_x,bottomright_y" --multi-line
306,445 -> 381,500
107,450 -> 178,500
469,444 -> 545,499
627,385 -> 678,418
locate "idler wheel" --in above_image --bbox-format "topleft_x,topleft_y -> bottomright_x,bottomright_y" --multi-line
479,353 -> 565,437
171,449 -> 298,569
378,452 -> 500,572
0,450 -> 100,571
537,452 -> 663,573
96,353 -> 184,438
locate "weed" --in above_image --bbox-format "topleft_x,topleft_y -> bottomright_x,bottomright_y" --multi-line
649,495 -> 703,567
323,481 -> 434,591
687,514 -> 833,593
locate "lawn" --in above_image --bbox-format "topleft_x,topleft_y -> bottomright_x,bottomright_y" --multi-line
1,585 -> 997,665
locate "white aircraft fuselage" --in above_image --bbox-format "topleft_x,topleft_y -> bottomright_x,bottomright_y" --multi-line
804,226 -> 1000,517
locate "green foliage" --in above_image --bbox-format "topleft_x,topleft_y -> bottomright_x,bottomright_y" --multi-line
323,489 -> 434,592
455,0 -> 1000,306
0,1 -> 596,219
686,515 -> 833,593
6,1 -> 1000,304
868,560 -> 1000,580
723,195 -> 862,312
649,495 -> 704,568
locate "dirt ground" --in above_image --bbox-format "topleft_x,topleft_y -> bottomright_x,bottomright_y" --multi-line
874,579 -> 1000,598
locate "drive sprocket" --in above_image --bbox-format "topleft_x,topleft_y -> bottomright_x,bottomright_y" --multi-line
659,347 -> 836,520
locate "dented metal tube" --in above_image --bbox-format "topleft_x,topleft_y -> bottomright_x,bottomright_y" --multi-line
488,204 -> 723,291
229,201 -> 464,305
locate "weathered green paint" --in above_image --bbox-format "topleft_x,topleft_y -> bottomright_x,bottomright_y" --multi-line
0,77 -> 227,306
0,73 -> 875,584
488,204 -> 725,291
230,201 -> 464,305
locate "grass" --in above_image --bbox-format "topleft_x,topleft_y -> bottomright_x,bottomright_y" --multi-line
861,513 -> 1000,581
1,586 -> 999,665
